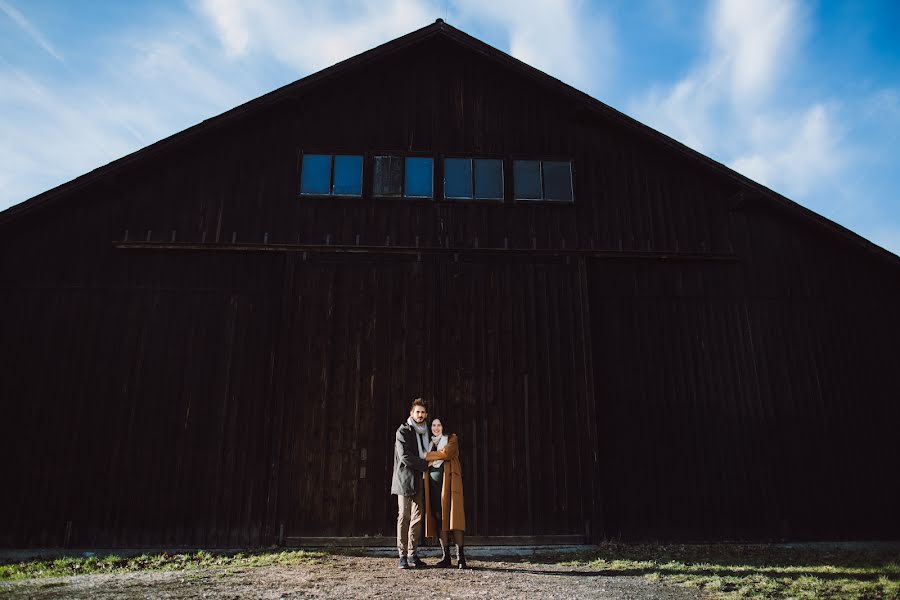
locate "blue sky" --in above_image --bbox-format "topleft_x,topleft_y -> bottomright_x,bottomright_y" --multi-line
1,0 -> 898,255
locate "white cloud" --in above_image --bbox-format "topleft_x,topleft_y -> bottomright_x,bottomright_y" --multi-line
452,0 -> 614,91
627,3 -> 900,255
632,69 -> 722,154
629,0 -> 846,205
712,0 -> 800,108
195,0 -> 614,93
632,0 -> 802,149
197,0 -> 249,56
125,34 -> 247,127
0,26 -> 254,207
730,103 -> 844,198
0,69 -> 136,203
195,0 -> 435,72
0,0 -> 64,61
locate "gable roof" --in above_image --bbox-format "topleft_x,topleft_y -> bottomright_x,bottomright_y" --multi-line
1,19 -> 897,267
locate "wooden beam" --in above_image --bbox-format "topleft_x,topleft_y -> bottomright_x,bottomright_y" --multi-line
114,241 -> 739,262
283,535 -> 587,547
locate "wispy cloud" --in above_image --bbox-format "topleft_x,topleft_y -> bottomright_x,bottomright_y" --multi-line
0,0 -> 64,61
195,0 -> 615,94
196,0 -> 435,72
629,0 -> 845,204
712,0 -> 801,108
0,22 -> 253,206
730,103 -> 844,198
452,0 -> 615,93
0,67 -> 135,202
627,0 -> 900,256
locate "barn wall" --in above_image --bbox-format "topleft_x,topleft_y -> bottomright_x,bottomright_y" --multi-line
1,33 -> 899,546
589,207 -> 900,541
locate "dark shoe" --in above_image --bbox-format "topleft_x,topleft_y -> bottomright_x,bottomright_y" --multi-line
457,548 -> 467,569
435,553 -> 452,568
398,556 -> 409,569
410,556 -> 428,568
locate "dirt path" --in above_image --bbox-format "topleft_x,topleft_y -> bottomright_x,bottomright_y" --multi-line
1,554 -> 703,599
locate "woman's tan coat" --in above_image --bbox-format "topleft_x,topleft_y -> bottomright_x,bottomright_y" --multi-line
423,433 -> 466,537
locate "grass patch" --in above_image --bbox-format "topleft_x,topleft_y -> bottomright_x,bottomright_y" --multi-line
562,543 -> 900,599
0,549 -> 327,581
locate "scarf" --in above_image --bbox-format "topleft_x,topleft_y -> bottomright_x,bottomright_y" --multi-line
429,435 -> 448,468
407,416 -> 429,459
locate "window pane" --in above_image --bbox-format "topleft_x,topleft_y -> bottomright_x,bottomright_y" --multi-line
543,161 -> 573,201
474,159 -> 503,199
333,155 -> 363,196
373,155 -> 402,196
405,157 -> 433,198
300,154 -> 331,195
444,158 -> 473,199
513,160 -> 542,199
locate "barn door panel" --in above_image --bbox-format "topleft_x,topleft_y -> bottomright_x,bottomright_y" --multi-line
431,259 -> 596,538
273,258 -> 429,538
586,259 -> 770,540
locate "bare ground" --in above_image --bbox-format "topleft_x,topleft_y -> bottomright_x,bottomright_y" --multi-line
0,554 -> 704,599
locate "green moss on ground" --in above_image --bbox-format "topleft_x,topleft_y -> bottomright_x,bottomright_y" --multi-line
0,549 -> 327,581
562,543 -> 900,599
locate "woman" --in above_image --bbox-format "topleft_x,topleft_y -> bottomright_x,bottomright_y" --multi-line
423,418 -> 467,568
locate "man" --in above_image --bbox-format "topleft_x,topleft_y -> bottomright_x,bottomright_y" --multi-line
391,398 -> 430,569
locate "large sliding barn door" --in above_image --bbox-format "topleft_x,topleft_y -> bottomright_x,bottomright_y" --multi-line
272,255 -> 598,539
429,259 -> 597,538
272,257 -> 432,538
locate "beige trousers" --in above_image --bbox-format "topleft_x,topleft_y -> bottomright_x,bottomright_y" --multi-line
396,484 -> 424,557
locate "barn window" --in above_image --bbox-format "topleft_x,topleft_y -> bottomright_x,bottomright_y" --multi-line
474,159 -> 504,199
373,155 -> 433,198
444,158 -> 473,198
444,158 -> 504,200
333,155 -> 363,195
543,161 -> 574,201
513,160 -> 573,201
373,155 -> 403,196
300,154 -> 331,195
514,160 -> 542,199
300,153 -> 363,196
405,157 -> 433,198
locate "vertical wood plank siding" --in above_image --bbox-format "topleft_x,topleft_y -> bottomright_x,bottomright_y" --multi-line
1,34 -> 898,546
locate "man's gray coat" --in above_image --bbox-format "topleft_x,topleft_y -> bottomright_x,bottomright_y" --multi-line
391,422 -> 428,496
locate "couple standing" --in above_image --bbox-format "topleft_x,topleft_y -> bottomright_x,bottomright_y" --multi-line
391,398 -> 467,569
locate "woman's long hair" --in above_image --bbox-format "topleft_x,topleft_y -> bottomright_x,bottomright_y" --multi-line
430,417 -> 450,437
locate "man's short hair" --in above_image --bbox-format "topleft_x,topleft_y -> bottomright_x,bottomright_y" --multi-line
410,398 -> 427,411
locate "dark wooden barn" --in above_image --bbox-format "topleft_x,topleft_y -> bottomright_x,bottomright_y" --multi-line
2,20 -> 898,549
